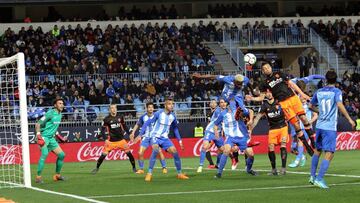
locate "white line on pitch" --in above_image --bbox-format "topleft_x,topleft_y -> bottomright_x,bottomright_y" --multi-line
30,187 -> 108,203
88,182 -> 360,199
157,166 -> 360,179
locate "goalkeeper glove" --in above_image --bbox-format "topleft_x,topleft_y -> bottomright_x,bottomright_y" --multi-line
36,132 -> 45,147
55,132 -> 67,143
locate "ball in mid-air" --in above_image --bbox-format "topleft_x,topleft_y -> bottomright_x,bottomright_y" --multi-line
244,53 -> 257,65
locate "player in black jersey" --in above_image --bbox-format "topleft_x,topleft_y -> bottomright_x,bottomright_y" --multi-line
251,89 -> 289,175
91,104 -> 138,174
246,62 -> 315,157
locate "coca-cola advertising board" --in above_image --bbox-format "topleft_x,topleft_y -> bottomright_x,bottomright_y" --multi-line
1,132 -> 359,164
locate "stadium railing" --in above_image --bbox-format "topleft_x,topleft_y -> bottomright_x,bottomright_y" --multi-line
26,70 -> 241,84
27,101 -> 261,126
309,28 -> 340,75
223,27 -> 310,48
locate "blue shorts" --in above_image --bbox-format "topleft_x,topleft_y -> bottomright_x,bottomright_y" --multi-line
315,129 -> 337,153
140,137 -> 152,148
225,136 -> 248,151
204,131 -> 224,148
151,137 -> 174,150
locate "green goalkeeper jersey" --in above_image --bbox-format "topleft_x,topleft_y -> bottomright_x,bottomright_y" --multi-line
38,109 -> 62,138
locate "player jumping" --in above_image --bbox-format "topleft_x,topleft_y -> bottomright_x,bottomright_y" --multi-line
139,98 -> 189,181
288,75 -> 322,167
246,62 -> 315,156
252,90 -> 288,175
308,70 -> 355,188
197,98 -> 227,173
130,102 -> 168,174
35,98 -> 67,183
92,104 -> 138,174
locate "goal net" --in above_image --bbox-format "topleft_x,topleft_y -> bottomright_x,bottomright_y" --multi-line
0,53 -> 31,188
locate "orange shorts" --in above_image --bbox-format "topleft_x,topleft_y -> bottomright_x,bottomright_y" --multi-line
268,126 -> 289,145
103,139 -> 129,153
278,95 -> 305,122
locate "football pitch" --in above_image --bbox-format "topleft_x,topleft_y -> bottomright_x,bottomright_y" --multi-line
1,150 -> 360,203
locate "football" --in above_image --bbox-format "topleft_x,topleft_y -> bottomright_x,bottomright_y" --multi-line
244,53 -> 257,65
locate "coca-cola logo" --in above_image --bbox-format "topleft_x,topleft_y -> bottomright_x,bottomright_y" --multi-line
0,145 -> 20,165
77,142 -> 133,162
336,132 -> 360,151
193,138 -> 219,156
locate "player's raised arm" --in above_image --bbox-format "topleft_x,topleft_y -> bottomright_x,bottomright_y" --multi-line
288,80 -> 310,101
245,93 -> 265,102
192,73 -> 218,80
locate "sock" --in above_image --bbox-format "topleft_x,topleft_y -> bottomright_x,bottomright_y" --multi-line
96,154 -> 107,169
173,152 -> 182,174
199,149 -> 207,167
246,157 -> 254,172
126,152 -> 136,170
233,151 -> 239,162
317,159 -> 330,180
37,147 -> 49,176
280,147 -> 287,168
148,149 -> 159,174
296,146 -> 304,161
216,153 -> 222,166
138,160 -> 144,169
299,135 -> 313,156
311,154 -> 320,177
217,154 -> 228,175
55,152 -> 65,174
291,139 -> 298,150
244,153 -> 248,167
305,128 -> 316,148
206,151 -> 214,165
160,159 -> 167,168
268,151 -> 276,169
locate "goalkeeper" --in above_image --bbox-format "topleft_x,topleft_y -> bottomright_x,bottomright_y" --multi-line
35,98 -> 67,183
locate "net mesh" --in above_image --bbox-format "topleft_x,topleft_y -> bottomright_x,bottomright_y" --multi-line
0,56 -> 24,188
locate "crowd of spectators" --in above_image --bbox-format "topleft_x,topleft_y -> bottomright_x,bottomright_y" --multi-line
0,18 -> 359,122
0,21 -> 218,77
309,17 -> 360,69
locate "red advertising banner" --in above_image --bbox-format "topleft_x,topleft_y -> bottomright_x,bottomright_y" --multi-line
1,132 -> 360,164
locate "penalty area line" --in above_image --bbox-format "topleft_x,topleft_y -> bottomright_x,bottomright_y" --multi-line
30,187 -> 108,203
88,182 -> 360,199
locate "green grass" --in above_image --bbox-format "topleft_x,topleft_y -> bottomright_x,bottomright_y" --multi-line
1,150 -> 360,203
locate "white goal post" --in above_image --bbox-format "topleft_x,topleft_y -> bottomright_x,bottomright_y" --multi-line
0,52 -> 31,188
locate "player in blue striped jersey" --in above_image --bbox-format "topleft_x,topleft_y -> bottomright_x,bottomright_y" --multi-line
197,98 -> 227,173
139,98 -> 189,181
130,102 -> 167,174
309,70 -> 355,188
192,73 -> 249,104
213,100 -> 257,178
